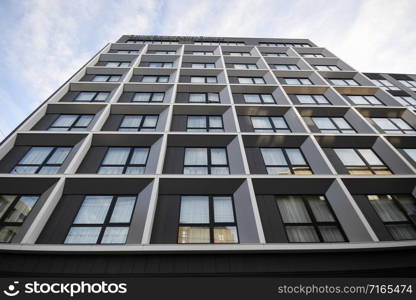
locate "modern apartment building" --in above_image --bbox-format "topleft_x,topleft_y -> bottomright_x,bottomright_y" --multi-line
0,35 -> 415,277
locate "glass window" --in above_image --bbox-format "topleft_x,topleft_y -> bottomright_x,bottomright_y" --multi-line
190,76 -> 217,83
65,195 -> 137,244
142,75 -> 169,83
312,117 -> 355,133
329,78 -> 359,86
403,149 -> 416,162
272,64 -> 299,70
98,147 -> 149,175
372,118 -> 416,134
74,91 -> 109,102
132,92 -> 164,102
243,94 -> 275,104
367,194 -> 416,241
334,148 -> 392,175
186,116 -> 224,132
184,148 -> 229,175
251,116 -> 290,133
119,115 -> 158,131
276,195 -> 346,243
0,195 -> 40,243
260,148 -> 312,175
11,146 -> 71,175
178,195 -> 238,244
348,95 -> 383,106
285,78 -> 312,85
49,114 -> 94,131
189,93 -> 220,103
238,77 -> 265,84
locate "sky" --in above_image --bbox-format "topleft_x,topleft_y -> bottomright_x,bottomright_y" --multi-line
0,0 -> 415,139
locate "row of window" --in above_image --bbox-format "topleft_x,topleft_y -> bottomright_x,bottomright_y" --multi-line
8,144 -> 416,176
125,40 -> 312,47
2,192 -> 415,244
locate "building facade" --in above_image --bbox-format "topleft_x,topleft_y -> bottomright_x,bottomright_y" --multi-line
0,35 -> 415,276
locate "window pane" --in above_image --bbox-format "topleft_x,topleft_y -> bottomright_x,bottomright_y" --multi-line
334,149 -> 365,166
243,94 -> 261,103
130,148 -> 149,164
368,195 -> 407,222
209,116 -> 223,128
349,96 -> 367,105
47,147 -> 71,164
271,117 -> 288,129
0,195 -> 17,218
180,196 -> 209,223
404,149 -> 416,162
285,79 -> 299,85
184,148 -> 207,165
101,227 -> 129,244
53,115 -> 77,127
313,118 -> 336,130
211,148 -> 227,165
210,167 -> 230,175
286,226 -> 319,242
214,196 -> 234,222
261,148 -> 286,165
251,117 -> 271,129
297,95 -> 315,104
75,92 -> 95,101
0,226 -> 19,243
98,166 -> 124,174
207,93 -> 219,102
261,94 -> 275,103
158,76 -> 169,83
238,78 -> 252,84
65,227 -> 101,244
214,226 -> 238,243
307,196 -> 335,222
285,149 -> 306,165
183,167 -> 208,175
92,75 -> 108,82
121,115 -> 142,128
38,166 -> 60,174
125,167 -> 145,174
143,115 -> 158,127
391,118 -> 412,130
277,196 -> 311,223
372,118 -> 396,130
387,224 -> 416,240
189,93 -> 205,102
152,93 -> 164,101
103,148 -> 130,165
20,147 -> 53,164
178,227 -> 210,243
333,118 -> 351,129
253,77 -> 265,84
358,149 -> 382,165
133,93 -> 151,102
319,226 -> 345,242
314,95 -> 329,104
187,116 -> 206,128
75,115 -> 93,127
396,195 -> 416,216
74,196 -> 112,224
191,77 -> 205,83
4,196 -> 39,222
142,76 -> 157,83
11,166 -> 38,174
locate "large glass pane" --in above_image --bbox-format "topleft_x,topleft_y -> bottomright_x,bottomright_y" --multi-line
334,149 -> 365,166
238,77 -> 252,84
313,118 -> 336,130
143,116 -> 158,128
74,196 -> 112,224
187,116 -> 206,128
349,96 -> 368,105
130,148 -> 149,164
11,166 -> 38,174
261,148 -> 286,165
285,79 -> 299,85
191,77 -> 205,83
92,75 -> 108,82
101,227 -> 129,244
0,195 -> 17,218
20,147 -> 53,164
271,117 -> 288,129
251,117 -> 271,129
121,115 -> 142,128
403,149 -> 416,162
75,115 -> 94,127
210,167 -> 229,175
286,226 -> 319,242
0,226 -> 19,243
243,94 -> 261,103
209,116 -> 223,128
214,227 -> 238,243
307,196 -> 335,222
180,196 -> 209,224
206,77 -> 217,83
285,149 -> 307,165
387,224 -> 416,240
211,148 -> 227,165
277,196 -> 311,223
189,93 -> 205,103
152,93 -> 164,101
253,77 -> 265,84
319,226 -> 345,242
108,76 -> 120,82
213,196 -> 234,222
133,93 -> 151,102
98,166 -> 124,174
65,227 -> 101,244
297,95 -> 315,104
142,76 -> 157,83
368,195 -> 407,222
38,166 -> 60,174
184,148 -> 207,165
183,167 -> 208,175
390,118 -> 412,130
358,149 -> 382,165
158,76 -> 169,83
333,118 -> 351,129
95,92 -> 109,101
372,118 -> 397,130
4,196 -> 39,222
178,227 -> 210,243
395,195 -> 416,217
261,94 -> 275,103
208,93 -> 220,102
102,148 -> 130,165
47,147 -> 71,164
75,92 -> 96,101
53,115 -> 77,127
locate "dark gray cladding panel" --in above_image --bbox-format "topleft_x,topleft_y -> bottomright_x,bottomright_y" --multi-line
0,146 -> 30,173
32,114 -> 59,130
341,177 -> 416,194
63,178 -> 153,194
101,115 -> 124,131
163,147 -> 184,174
0,177 -> 58,194
76,146 -> 108,173
158,178 -> 245,195
151,195 -> 181,244
245,147 -> 267,174
256,195 -> 287,243
252,178 -> 335,195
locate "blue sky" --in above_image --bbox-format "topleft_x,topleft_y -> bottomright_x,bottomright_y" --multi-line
0,0 -> 415,139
